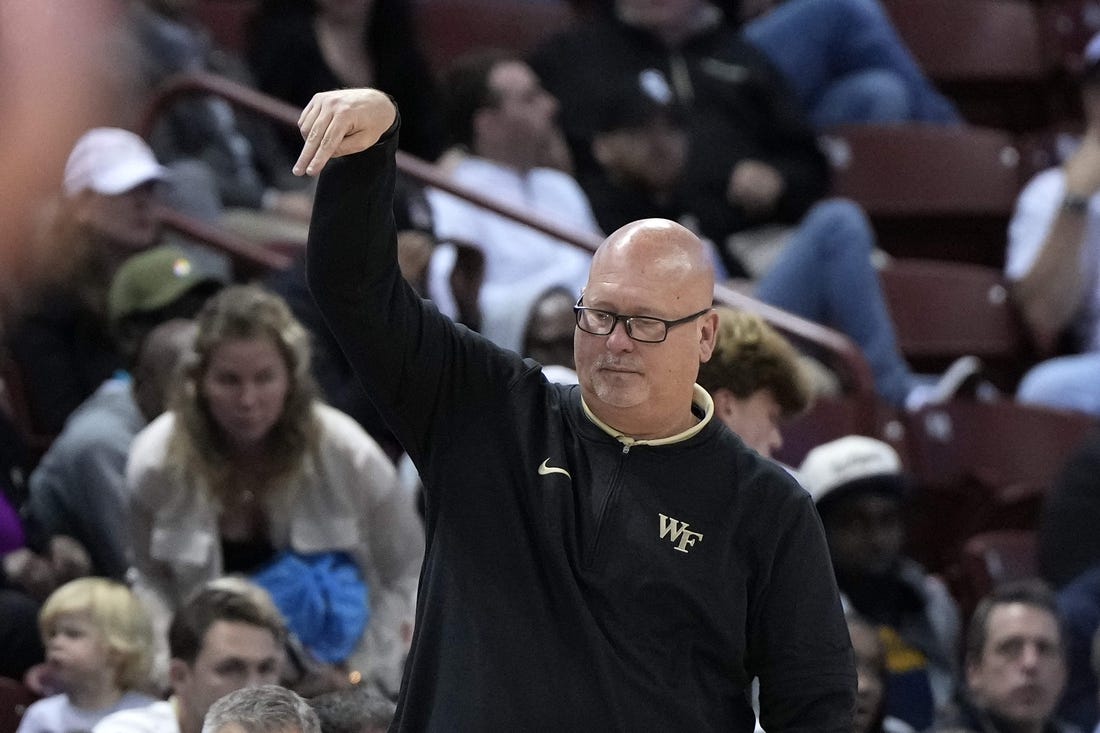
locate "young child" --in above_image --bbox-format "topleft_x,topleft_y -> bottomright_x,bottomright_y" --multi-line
16,577 -> 158,732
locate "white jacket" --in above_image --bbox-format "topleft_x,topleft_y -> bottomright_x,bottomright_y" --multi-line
126,402 -> 424,690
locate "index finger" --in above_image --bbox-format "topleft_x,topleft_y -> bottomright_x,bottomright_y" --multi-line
294,99 -> 329,176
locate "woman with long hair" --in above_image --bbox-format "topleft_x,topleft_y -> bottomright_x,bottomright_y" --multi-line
126,284 -> 424,693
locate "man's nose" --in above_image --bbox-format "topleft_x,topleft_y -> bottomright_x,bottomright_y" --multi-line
1019,642 -> 1042,670
238,382 -> 258,406
605,318 -> 635,351
244,668 -> 269,688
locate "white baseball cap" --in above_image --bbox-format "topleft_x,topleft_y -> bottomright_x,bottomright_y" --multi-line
798,435 -> 906,508
63,127 -> 168,199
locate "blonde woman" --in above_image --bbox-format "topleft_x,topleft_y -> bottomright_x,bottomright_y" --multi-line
126,284 -> 424,693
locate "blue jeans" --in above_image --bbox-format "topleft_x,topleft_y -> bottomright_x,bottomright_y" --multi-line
1017,352 -> 1100,416
744,0 -> 962,128
755,199 -> 914,406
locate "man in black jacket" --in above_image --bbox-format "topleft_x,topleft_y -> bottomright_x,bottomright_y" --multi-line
530,0 -> 828,278
294,88 -> 854,731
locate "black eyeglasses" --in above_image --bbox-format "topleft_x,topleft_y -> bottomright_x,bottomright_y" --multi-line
573,298 -> 710,344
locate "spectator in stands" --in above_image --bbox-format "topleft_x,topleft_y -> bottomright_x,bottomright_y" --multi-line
550,0 -> 959,130
389,177 -> 438,298
425,50 -> 598,353
1040,429 -> 1100,591
246,0 -> 444,164
201,684 -> 319,733
800,435 -> 961,731
309,685 -> 395,733
564,71 -> 981,409
126,0 -> 315,243
106,245 -> 223,365
95,579 -> 289,733
1006,32 -> 1100,418
1037,428 -> 1100,729
1041,429 -> 1100,730
740,0 -> 959,128
0,410 -> 47,680
531,1 -> 829,280
4,127 -> 166,436
1,415 -> 91,688
297,87 -> 855,729
126,284 -> 424,696
521,286 -> 579,377
1052,564 -> 1100,731
27,246 -> 216,579
26,319 -> 197,579
931,580 -> 1076,733
16,578 -> 157,733
695,307 -> 811,458
847,611 -> 915,733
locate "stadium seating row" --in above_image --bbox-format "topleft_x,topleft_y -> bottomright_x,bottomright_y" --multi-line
193,0 -> 1096,130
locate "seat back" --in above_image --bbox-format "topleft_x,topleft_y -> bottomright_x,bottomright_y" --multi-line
193,0 -> 260,54
774,396 -> 875,467
949,529 -> 1040,621
901,400 -> 1094,573
1040,0 -> 1100,79
882,0 -> 1056,130
824,123 -> 1024,266
412,0 -> 576,77
878,258 -> 1033,383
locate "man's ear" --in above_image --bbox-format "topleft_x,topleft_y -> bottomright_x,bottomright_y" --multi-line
70,190 -> 97,227
472,106 -> 497,149
964,655 -> 982,694
168,658 -> 190,693
698,309 -> 719,362
710,387 -> 735,418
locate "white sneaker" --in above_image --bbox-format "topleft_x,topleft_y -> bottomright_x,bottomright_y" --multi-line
905,355 -> 985,411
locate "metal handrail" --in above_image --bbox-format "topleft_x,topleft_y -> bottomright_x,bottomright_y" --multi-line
138,71 -> 879,414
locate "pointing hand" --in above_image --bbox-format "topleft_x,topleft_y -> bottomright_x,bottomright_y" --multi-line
294,88 -> 397,177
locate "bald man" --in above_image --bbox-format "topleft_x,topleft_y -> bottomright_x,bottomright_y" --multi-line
297,88 -> 854,731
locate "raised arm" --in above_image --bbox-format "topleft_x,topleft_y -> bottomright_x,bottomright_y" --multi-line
299,89 -> 532,471
1009,132 -> 1100,352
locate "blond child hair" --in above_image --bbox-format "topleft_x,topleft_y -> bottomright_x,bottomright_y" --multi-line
39,577 -> 155,691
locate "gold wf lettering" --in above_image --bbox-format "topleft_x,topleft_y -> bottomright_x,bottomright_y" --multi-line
658,513 -> 703,553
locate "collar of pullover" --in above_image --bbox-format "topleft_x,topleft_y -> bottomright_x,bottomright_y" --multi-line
581,384 -> 714,448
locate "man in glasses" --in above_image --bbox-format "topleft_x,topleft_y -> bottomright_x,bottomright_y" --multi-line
295,88 -> 854,731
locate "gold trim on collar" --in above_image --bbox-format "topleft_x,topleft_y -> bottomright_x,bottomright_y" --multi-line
581,385 -> 714,448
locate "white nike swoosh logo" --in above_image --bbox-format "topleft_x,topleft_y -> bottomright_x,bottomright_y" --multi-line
538,458 -> 571,479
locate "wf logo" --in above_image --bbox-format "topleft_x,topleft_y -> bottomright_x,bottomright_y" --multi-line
658,513 -> 703,553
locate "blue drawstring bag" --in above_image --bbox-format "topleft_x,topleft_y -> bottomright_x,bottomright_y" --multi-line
252,550 -> 369,664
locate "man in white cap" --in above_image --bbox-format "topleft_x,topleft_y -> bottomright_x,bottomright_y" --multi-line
5,127 -> 168,435
60,127 -> 169,253
800,435 -> 962,732
1007,32 -> 1100,417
